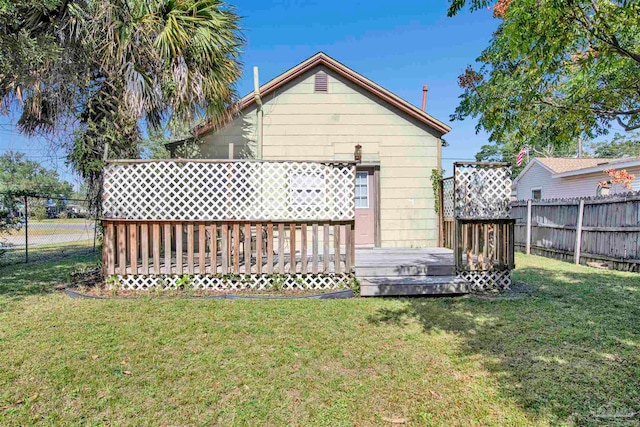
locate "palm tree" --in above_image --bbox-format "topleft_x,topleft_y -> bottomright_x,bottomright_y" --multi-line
0,0 -> 243,209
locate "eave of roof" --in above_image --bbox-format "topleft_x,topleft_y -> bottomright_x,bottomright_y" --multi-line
195,52 -> 451,137
536,157 -> 610,174
512,158 -> 555,185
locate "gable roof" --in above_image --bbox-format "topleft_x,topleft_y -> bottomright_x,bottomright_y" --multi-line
195,52 -> 451,137
553,157 -> 640,178
514,156 -> 640,184
536,157 -> 608,174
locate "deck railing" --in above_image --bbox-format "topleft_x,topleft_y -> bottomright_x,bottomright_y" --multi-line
439,176 -> 455,249
102,160 -> 356,290
451,162 -> 515,290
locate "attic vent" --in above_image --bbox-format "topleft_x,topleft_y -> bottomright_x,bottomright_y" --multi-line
314,72 -> 328,93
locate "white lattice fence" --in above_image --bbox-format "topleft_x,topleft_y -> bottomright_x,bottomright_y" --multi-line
454,163 -> 511,219
112,273 -> 354,291
442,177 -> 454,218
453,162 -> 514,292
103,160 -> 355,221
458,270 -> 511,291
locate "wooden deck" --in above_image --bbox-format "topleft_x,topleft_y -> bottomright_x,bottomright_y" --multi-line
356,247 -> 469,296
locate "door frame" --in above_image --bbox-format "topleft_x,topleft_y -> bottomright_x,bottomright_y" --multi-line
356,164 -> 381,247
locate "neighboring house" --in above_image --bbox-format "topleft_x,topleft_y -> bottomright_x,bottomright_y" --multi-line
513,157 -> 640,200
169,52 -> 451,248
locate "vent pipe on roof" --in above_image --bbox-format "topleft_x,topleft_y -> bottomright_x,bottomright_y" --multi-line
254,66 -> 263,159
421,85 -> 428,112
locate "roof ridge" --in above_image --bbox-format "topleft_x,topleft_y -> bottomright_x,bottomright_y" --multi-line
195,52 -> 451,137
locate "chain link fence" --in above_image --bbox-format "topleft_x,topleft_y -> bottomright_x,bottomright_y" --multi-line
0,193 -> 99,266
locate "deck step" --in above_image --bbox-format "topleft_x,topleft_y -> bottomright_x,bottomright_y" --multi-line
355,264 -> 455,277
359,276 -> 469,297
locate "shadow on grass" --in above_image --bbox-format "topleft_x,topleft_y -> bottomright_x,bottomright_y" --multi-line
367,262 -> 640,426
2,242 -> 96,265
0,249 -> 99,306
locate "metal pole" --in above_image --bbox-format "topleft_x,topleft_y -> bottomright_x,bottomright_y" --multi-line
24,195 -> 28,263
526,199 -> 532,255
93,217 -> 98,252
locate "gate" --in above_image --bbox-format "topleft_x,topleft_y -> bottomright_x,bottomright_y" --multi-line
439,162 -> 515,290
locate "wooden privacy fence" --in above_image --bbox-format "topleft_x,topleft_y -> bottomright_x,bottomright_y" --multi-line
102,160 -> 356,290
511,192 -> 640,272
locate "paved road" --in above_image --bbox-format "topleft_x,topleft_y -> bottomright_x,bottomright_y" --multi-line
26,222 -> 96,230
2,232 -> 94,248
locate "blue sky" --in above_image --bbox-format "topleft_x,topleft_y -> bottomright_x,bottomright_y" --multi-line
0,0 -> 499,185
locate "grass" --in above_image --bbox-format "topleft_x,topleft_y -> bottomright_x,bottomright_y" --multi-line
0,254 -> 638,426
28,218 -> 93,224
1,241 -> 96,265
0,219 -> 94,237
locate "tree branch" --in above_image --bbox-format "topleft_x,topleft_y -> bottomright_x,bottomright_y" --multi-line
569,3 -> 640,65
616,117 -> 640,131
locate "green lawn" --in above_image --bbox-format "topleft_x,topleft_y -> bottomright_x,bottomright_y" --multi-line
1,241 -> 96,265
0,254 -> 638,426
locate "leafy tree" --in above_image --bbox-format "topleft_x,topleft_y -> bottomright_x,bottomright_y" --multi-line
0,151 -> 73,235
587,132 -> 640,158
141,119 -> 202,159
475,137 -> 578,175
0,0 -> 243,210
448,0 -> 640,151
0,151 -> 72,197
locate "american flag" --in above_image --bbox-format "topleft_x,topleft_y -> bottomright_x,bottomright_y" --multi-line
516,148 -> 527,166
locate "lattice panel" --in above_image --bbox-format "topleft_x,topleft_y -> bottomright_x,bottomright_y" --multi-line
110,273 -> 354,291
103,161 -> 355,221
442,177 -> 454,218
454,163 -> 511,219
458,270 -> 511,291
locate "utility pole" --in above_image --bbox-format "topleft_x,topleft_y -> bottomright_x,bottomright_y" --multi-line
577,137 -> 583,158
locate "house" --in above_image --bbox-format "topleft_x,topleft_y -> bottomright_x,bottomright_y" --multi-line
168,52 -> 451,248
513,157 -> 640,200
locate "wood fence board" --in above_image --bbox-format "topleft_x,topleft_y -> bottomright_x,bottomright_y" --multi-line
153,223 -> 161,274
256,223 -> 262,274
245,223 -> 251,274
141,223 -> 149,274
209,223 -> 217,274
278,223 -> 285,273
511,194 -> 640,272
266,223 -> 273,274
187,223 -> 194,274
300,224 -> 307,274
312,223 -> 319,274
199,223 -> 206,273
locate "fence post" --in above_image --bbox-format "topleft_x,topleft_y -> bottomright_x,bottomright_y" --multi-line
574,199 -> 585,265
526,199 -> 532,255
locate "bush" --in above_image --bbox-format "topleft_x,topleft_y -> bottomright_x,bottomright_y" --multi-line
32,206 -> 48,221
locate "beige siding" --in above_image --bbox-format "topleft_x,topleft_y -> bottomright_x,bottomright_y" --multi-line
198,65 -> 442,247
516,162 -> 640,200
